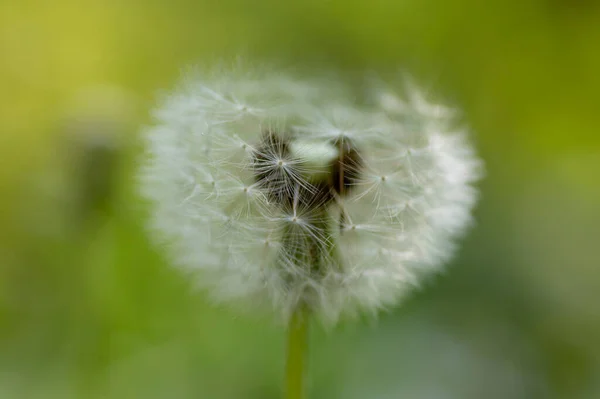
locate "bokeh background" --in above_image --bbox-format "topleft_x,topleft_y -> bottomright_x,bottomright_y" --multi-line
1,1 -> 599,398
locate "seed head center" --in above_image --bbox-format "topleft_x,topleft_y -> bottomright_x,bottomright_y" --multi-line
251,131 -> 363,209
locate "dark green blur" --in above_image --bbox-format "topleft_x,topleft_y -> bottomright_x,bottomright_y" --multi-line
1,1 -> 599,398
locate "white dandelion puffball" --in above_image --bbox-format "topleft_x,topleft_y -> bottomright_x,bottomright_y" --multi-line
140,64 -> 483,325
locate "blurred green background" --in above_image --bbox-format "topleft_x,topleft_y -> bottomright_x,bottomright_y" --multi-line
1,1 -> 599,398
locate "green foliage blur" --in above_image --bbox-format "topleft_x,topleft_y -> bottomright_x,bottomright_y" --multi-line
1,1 -> 599,398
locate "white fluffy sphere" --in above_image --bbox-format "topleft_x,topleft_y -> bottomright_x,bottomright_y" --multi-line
139,64 -> 483,325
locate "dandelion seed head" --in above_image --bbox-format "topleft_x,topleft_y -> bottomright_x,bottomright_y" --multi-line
139,63 -> 483,325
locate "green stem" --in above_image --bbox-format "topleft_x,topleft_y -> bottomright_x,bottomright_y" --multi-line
285,305 -> 309,399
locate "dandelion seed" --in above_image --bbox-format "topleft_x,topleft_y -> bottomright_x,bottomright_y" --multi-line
139,63 -> 483,325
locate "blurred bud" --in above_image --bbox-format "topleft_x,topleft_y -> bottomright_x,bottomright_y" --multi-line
62,84 -> 135,229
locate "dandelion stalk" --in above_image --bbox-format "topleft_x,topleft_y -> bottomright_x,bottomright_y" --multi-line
285,304 -> 309,399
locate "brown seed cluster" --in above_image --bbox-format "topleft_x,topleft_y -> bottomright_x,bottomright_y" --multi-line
252,131 -> 362,212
